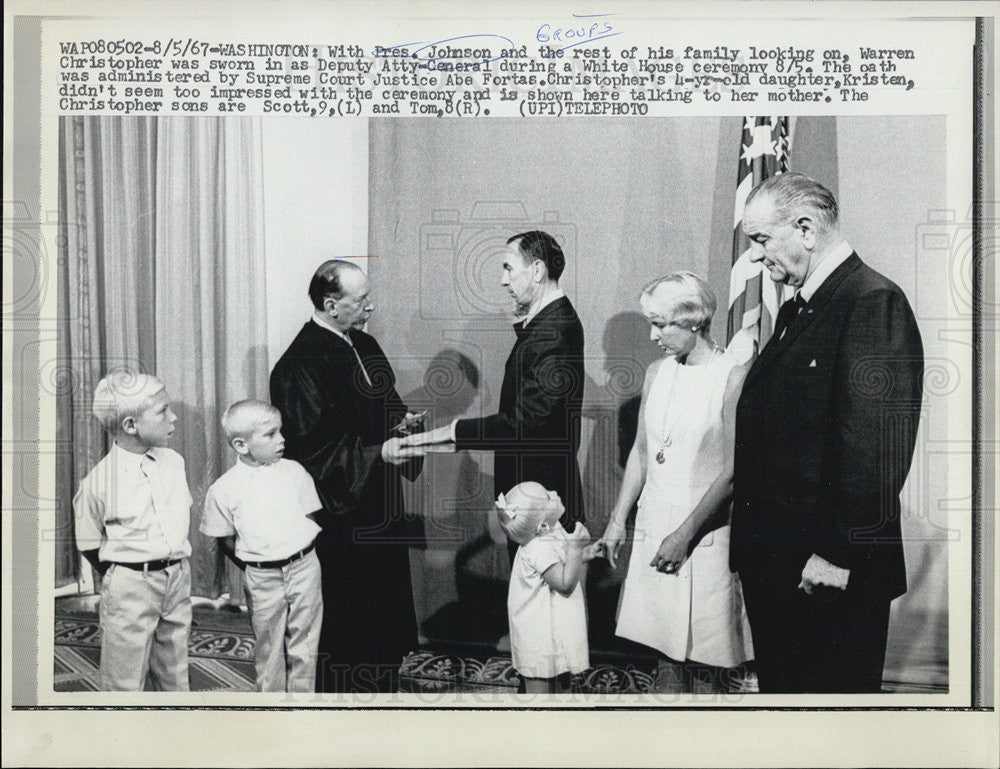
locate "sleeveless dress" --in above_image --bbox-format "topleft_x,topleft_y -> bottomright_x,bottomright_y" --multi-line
615,352 -> 753,667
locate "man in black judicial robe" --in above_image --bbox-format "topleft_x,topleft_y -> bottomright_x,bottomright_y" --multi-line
730,174 -> 924,693
270,260 -> 424,693
405,231 -> 586,559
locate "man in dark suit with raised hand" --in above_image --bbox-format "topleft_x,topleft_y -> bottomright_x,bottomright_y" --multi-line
730,173 -> 924,693
270,260 -> 424,693
404,231 -> 586,559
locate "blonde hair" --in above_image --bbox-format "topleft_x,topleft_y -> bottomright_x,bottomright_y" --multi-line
221,399 -> 281,443
495,482 -> 559,546
641,271 -> 717,333
91,371 -> 165,434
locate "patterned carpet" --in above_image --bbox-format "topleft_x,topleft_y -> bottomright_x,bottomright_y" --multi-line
54,610 -> 758,694
55,585 -> 944,695
399,649 -> 667,693
54,614 -> 257,692
57,608 -> 945,695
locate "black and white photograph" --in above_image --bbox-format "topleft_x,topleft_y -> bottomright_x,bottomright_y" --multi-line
4,2 -> 996,767
50,114 -> 951,699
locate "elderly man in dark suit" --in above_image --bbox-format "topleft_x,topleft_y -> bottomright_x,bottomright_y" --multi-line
404,231 -> 586,558
270,260 -> 424,693
731,173 -> 924,693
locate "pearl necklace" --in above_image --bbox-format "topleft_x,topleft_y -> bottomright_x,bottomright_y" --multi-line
654,346 -> 721,465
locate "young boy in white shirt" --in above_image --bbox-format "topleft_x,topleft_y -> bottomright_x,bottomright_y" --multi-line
74,371 -> 194,691
201,399 -> 324,693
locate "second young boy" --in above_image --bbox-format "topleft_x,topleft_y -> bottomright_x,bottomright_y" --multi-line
201,400 -> 324,693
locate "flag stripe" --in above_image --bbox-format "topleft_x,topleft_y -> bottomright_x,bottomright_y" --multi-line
732,174 -> 755,230
726,116 -> 790,360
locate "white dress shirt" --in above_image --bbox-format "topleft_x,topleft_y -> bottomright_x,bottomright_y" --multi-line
522,287 -> 565,327
799,240 -> 853,302
311,313 -> 348,340
74,443 -> 193,562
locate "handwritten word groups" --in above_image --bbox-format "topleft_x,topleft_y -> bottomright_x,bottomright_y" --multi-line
536,15 -> 618,51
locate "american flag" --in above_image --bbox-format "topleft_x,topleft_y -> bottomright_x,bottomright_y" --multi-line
726,117 -> 792,362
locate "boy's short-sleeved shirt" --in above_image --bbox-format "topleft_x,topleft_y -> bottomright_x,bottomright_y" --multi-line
508,525 -> 589,679
201,458 -> 322,561
74,444 -> 193,562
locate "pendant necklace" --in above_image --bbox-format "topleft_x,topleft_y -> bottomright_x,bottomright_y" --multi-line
654,346 -> 721,464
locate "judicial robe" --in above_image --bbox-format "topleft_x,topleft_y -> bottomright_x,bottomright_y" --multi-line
270,320 -> 421,692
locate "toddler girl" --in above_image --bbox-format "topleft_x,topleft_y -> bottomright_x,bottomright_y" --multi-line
496,481 -> 598,693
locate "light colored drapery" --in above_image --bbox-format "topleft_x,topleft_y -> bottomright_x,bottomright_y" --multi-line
56,116 -> 159,587
154,119 -> 268,597
56,117 -> 268,598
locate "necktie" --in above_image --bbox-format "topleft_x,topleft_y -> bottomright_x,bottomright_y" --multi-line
792,293 -> 808,322
772,294 -> 807,342
345,332 -> 373,387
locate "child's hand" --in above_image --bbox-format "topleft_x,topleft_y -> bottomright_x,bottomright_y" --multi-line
567,522 -> 591,549
582,542 -> 603,562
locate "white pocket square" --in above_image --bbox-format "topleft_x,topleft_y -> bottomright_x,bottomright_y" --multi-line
809,359 -> 817,368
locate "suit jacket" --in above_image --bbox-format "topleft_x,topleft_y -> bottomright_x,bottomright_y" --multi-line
454,296 -> 586,526
730,254 -> 923,599
269,321 -> 421,536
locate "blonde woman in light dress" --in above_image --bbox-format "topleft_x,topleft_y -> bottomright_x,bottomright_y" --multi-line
597,272 -> 753,693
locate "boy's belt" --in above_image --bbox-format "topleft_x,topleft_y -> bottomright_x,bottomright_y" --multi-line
111,558 -> 183,572
243,542 -> 315,570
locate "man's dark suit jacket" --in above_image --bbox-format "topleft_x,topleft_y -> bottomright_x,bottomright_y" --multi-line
270,321 -> 421,690
731,254 -> 923,599
455,295 -> 586,529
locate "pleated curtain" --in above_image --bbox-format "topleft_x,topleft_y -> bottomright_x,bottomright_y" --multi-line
56,116 -> 268,598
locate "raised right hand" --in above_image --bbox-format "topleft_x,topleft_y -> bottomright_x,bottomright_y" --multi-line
399,423 -> 453,447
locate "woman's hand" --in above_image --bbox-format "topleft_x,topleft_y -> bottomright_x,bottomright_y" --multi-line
650,528 -> 692,574
597,519 -> 627,569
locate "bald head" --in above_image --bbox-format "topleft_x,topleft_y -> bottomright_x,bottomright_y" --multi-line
309,260 -> 373,332
308,260 -> 365,310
